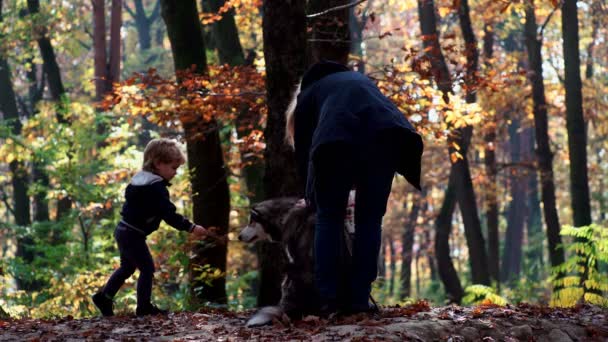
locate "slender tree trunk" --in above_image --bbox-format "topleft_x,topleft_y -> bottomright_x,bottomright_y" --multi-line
455,0 -> 490,286
109,0 -> 122,84
161,0 -> 230,305
524,127 -> 544,276
258,0 -> 306,306
348,1 -> 371,73
27,0 -> 72,221
93,0 -> 107,100
416,0 -> 462,301
523,0 -> 565,278
1,1 -> 35,290
377,237 -> 386,289
584,0 -> 599,79
387,235 -> 396,297
501,121 -> 526,282
482,23 -> 499,285
206,0 -> 245,65
400,195 -> 421,300
435,178 -> 464,303
126,0 -> 160,52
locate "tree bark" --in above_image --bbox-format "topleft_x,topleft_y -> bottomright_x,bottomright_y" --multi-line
523,0 -> 565,278
126,0 -> 160,52
561,0 -> 591,229
562,0 -> 593,293
259,0 -> 306,306
524,126 -> 544,276
206,0 -> 245,65
482,23 -> 499,285
400,196 -> 421,300
416,0 -> 463,301
27,0 -> 72,221
387,235 -> 396,297
0,1 -> 34,290
161,0 -> 230,305
435,177 -> 464,303
455,0 -> 490,287
93,0 -> 122,99
307,0 -> 351,65
501,120 -> 526,282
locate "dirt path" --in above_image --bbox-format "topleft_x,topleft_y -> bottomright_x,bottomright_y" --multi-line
1,303 -> 606,341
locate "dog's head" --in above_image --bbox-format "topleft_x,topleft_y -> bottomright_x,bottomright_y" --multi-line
238,197 -> 300,244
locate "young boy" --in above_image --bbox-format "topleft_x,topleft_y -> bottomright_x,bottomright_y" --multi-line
92,138 -> 206,317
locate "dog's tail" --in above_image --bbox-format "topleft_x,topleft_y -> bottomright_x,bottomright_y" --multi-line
246,306 -> 290,327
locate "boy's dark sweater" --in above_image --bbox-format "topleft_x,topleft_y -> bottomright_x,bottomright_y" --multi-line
120,171 -> 194,236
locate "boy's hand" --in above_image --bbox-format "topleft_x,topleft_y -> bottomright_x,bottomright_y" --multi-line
191,225 -> 207,237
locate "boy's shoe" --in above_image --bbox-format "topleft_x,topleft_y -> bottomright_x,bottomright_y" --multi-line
136,303 -> 168,316
92,292 -> 114,317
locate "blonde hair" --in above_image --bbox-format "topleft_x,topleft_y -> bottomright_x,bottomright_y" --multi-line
142,138 -> 186,172
284,81 -> 302,148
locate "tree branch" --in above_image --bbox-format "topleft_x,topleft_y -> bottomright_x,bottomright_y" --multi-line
148,0 -> 161,23
124,1 -> 136,19
539,3 -> 558,39
0,186 -> 16,218
307,0 -> 367,19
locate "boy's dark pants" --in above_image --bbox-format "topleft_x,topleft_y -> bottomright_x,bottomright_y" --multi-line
101,224 -> 155,307
313,137 -> 396,310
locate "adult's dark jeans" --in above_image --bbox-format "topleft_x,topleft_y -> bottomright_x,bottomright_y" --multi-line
101,224 -> 155,307
312,136 -> 396,310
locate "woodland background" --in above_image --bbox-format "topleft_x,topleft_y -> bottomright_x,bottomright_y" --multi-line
0,0 -> 607,320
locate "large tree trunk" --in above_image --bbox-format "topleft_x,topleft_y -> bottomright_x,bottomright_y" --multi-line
258,0 -> 306,307
482,23 -> 500,285
454,0 -> 490,286
161,0 -> 230,305
523,0 -> 565,279
561,1 -> 591,228
561,0 -> 593,292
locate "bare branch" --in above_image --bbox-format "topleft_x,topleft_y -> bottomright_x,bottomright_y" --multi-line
124,1 -> 137,19
539,3 -> 558,39
307,0 -> 367,19
148,0 -> 161,23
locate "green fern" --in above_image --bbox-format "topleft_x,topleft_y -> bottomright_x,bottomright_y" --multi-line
551,224 -> 608,307
463,284 -> 508,306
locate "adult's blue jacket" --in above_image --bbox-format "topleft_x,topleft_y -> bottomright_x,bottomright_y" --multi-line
293,63 -> 423,200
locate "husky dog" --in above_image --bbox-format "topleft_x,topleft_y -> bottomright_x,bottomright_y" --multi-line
239,196 -> 354,327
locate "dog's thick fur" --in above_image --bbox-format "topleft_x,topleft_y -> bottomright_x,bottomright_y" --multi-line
239,197 -> 352,326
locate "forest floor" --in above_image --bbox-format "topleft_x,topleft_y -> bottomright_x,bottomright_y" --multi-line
1,302 -> 607,341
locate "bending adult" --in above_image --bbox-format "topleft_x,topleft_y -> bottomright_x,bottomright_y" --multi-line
285,60 -> 423,314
